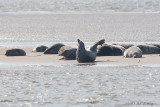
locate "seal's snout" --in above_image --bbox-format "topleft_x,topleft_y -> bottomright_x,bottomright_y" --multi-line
101,39 -> 105,46
77,39 -> 81,43
102,39 -> 105,42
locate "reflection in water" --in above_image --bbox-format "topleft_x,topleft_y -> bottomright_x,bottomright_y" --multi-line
76,63 -> 96,66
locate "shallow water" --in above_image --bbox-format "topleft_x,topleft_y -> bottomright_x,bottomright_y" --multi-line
0,63 -> 160,107
0,13 -> 160,46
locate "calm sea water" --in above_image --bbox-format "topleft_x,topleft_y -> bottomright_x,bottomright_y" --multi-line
0,64 -> 160,107
0,13 -> 160,47
0,12 -> 160,107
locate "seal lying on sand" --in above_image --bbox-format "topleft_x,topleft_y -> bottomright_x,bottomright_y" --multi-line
32,45 -> 48,52
148,44 -> 160,48
5,49 -> 26,56
97,44 -> 125,56
136,44 -> 160,54
44,43 -> 65,54
58,46 -> 77,60
124,46 -> 142,58
76,39 -> 105,63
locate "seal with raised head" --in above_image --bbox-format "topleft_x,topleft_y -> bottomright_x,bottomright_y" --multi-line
136,44 -> 160,54
124,46 -> 142,58
76,39 -> 105,63
5,49 -> 26,56
32,45 -> 48,52
44,43 -> 65,54
97,44 -> 125,56
58,46 -> 77,60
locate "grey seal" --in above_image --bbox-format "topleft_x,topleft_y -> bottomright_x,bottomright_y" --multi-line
44,43 -> 65,54
5,49 -> 26,56
97,44 -> 125,56
32,45 -> 48,52
124,46 -> 142,58
58,46 -> 77,60
136,44 -> 160,54
148,44 -> 160,48
76,39 -> 105,63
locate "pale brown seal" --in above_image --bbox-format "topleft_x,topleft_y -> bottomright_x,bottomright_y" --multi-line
124,46 -> 142,58
76,39 -> 105,63
58,46 -> 77,60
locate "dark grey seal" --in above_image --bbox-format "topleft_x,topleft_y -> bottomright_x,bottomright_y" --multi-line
148,44 -> 160,48
76,39 -> 105,63
32,45 -> 48,52
44,43 -> 65,54
124,46 -> 142,58
97,44 -> 125,56
136,44 -> 160,54
58,46 -> 77,60
5,49 -> 26,56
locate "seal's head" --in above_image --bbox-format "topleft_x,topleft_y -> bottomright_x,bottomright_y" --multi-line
77,39 -> 85,50
133,53 -> 138,58
97,39 -> 105,46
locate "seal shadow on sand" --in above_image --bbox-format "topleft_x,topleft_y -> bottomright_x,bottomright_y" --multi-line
75,60 -> 115,66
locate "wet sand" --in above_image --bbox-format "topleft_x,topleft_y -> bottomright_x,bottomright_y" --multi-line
0,46 -> 160,65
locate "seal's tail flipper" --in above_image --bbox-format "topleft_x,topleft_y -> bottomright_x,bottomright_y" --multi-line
59,57 -> 65,60
96,39 -> 105,46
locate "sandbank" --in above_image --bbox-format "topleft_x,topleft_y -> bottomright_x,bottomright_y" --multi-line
0,46 -> 160,65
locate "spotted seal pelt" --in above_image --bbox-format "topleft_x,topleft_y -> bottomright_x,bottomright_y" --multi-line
5,49 -> 26,56
136,44 -> 160,54
32,45 -> 48,52
124,46 -> 142,58
58,46 -> 77,60
76,39 -> 105,63
97,44 -> 125,56
44,43 -> 65,54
